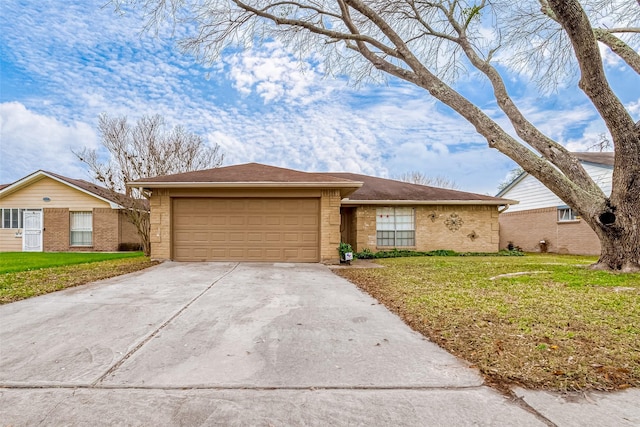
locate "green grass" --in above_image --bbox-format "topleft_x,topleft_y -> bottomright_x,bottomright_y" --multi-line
0,252 -> 157,303
336,254 -> 640,391
0,251 -> 144,274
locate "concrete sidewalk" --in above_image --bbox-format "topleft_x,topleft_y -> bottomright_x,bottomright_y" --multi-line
0,262 -> 637,426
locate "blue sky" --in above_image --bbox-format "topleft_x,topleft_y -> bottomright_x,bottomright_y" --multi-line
1,1 -> 638,195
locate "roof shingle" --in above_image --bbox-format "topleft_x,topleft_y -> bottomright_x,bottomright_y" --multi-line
323,173 -> 509,202
132,163 -> 356,184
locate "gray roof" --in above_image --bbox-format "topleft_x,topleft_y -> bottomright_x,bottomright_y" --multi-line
132,163 -> 514,205
131,163 -> 356,184
323,172 -> 510,203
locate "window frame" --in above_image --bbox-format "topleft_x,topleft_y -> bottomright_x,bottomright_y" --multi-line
557,206 -> 579,222
1,208 -> 24,229
376,207 -> 416,247
70,211 -> 93,247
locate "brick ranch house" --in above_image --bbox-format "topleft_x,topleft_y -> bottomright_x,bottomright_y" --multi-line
130,163 -> 516,263
497,152 -> 613,255
0,170 -> 143,252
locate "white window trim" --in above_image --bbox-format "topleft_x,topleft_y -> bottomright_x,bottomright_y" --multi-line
557,206 -> 579,222
70,211 -> 93,247
376,207 -> 416,247
1,208 -> 24,229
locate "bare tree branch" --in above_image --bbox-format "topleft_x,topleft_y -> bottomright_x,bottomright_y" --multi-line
75,113 -> 224,255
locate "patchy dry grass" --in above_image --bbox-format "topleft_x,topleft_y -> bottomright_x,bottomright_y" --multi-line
0,257 -> 158,304
336,254 -> 640,392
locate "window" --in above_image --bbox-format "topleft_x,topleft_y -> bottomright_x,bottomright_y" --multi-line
1,209 -> 23,229
376,207 -> 415,247
70,211 -> 93,246
558,206 -> 578,222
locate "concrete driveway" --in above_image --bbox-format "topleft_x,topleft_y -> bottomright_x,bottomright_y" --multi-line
0,262 -> 587,425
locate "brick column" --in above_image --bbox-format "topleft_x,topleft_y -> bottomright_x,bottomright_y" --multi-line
320,189 -> 342,263
150,189 -> 171,260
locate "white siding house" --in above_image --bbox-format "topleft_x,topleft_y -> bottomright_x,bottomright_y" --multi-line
497,153 -> 613,255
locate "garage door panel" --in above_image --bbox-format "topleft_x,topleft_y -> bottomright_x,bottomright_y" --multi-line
209,216 -> 228,226
228,232 -> 246,242
283,233 -> 301,242
172,198 -> 319,262
247,216 -> 263,226
210,232 -> 227,242
302,216 -> 318,226
265,233 -> 281,242
247,232 -> 264,242
265,216 -> 281,226
211,248 -> 227,258
302,233 -> 318,243
229,217 -> 245,226
301,248 -> 319,259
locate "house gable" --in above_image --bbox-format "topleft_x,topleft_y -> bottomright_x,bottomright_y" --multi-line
0,176 -> 112,210
499,162 -> 612,213
0,171 -> 127,209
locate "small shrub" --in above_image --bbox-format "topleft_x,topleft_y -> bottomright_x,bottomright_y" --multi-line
355,248 -> 375,259
338,242 -> 354,261
360,249 -> 526,259
507,241 -> 524,252
118,243 -> 143,251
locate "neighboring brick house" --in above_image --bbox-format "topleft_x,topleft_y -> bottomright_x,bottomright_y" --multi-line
0,170 -> 144,252
130,163 -> 515,263
496,152 -> 613,255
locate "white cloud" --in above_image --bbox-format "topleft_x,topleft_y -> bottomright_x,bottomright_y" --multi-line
224,42 -> 339,105
0,102 -> 98,183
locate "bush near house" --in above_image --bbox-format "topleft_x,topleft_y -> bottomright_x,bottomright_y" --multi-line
336,254 -> 640,391
355,248 -> 524,259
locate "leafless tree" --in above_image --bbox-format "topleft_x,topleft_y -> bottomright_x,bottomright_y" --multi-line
587,133 -> 614,153
396,171 -> 459,189
75,113 -> 224,255
115,0 -> 640,271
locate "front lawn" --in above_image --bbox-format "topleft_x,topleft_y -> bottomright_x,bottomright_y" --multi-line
0,252 -> 157,303
336,254 -> 640,391
0,251 -> 145,274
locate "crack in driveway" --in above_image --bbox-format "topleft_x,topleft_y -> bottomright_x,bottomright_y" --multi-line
90,262 -> 240,386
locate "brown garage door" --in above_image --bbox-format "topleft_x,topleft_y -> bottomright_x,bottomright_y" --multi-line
172,198 -> 320,262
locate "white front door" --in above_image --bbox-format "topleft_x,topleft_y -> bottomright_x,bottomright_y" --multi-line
23,210 -> 43,252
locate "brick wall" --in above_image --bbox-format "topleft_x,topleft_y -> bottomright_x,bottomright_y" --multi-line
320,189 -> 342,263
354,205 -> 500,253
43,208 -> 69,251
43,207 -> 123,252
93,208 -> 119,251
499,207 -> 601,255
149,189 -> 171,260
118,211 -> 143,248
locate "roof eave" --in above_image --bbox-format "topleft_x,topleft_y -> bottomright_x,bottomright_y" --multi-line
128,181 -> 364,198
129,181 -> 362,189
341,199 -> 519,206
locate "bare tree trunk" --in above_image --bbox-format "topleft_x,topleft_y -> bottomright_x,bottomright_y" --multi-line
590,210 -> 640,272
